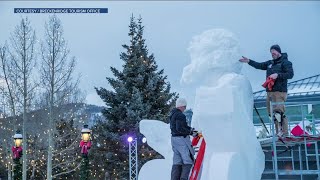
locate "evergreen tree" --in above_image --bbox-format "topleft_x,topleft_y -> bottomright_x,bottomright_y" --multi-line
95,15 -> 178,179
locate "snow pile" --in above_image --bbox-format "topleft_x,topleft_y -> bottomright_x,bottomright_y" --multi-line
139,29 -> 265,180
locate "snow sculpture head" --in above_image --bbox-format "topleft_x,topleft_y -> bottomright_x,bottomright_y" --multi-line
181,29 -> 242,84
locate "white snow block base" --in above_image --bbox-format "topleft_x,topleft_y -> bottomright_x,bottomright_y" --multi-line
209,152 -> 247,180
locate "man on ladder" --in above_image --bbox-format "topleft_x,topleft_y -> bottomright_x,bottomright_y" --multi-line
169,98 -> 198,180
239,44 -> 294,136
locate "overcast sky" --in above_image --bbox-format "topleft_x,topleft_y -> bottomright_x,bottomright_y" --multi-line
0,1 -> 319,108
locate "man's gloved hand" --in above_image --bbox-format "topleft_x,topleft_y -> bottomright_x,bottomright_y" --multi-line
192,131 -> 198,137
239,56 -> 250,63
269,73 -> 278,79
191,129 -> 199,137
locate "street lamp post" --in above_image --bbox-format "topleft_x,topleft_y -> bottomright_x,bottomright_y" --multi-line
79,125 -> 91,180
12,130 -> 23,180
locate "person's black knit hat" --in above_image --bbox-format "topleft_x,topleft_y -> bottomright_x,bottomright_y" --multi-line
270,44 -> 281,54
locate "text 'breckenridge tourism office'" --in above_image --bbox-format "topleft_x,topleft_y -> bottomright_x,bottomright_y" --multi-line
14,8 -> 108,14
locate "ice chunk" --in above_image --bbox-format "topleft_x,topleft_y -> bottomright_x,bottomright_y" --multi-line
209,152 -> 247,180
138,159 -> 172,180
139,120 -> 172,180
192,74 -> 265,180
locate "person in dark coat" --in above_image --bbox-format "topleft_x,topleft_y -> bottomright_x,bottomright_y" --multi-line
170,98 -> 195,180
239,44 -> 294,136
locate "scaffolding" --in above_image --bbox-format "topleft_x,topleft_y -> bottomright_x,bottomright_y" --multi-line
260,101 -> 320,180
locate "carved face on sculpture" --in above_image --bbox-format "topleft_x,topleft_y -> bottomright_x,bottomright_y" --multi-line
181,29 -> 242,84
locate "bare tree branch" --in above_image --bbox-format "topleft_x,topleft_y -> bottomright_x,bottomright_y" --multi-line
52,163 -> 80,178
6,17 -> 37,180
39,15 -> 82,180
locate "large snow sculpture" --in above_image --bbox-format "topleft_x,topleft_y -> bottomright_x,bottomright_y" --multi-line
138,29 -> 265,180
182,29 -> 265,180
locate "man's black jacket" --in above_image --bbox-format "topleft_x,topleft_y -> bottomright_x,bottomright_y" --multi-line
169,108 -> 192,137
248,53 -> 294,92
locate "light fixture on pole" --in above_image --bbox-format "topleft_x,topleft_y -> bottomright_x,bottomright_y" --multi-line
12,130 -> 23,180
79,125 -> 91,180
142,137 -> 147,144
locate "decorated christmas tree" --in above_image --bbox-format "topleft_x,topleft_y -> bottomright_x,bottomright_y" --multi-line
94,15 -> 178,179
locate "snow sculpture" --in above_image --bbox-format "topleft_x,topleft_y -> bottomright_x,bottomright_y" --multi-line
182,28 -> 265,180
139,28 -> 265,180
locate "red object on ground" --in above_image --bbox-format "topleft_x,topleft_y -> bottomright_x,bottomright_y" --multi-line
262,77 -> 275,91
190,135 -> 206,180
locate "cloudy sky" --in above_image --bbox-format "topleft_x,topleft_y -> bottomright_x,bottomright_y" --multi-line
0,1 -> 319,108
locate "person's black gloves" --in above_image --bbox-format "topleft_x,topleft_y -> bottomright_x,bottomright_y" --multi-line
192,131 -> 199,137
190,128 -> 199,137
